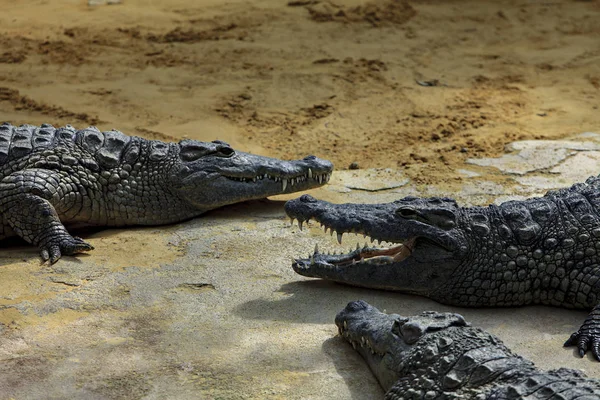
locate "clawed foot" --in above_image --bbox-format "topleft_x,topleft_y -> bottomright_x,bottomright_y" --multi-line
39,236 -> 94,264
564,323 -> 600,360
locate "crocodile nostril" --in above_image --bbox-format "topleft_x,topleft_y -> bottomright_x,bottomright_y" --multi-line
300,194 -> 317,203
303,155 -> 317,161
346,300 -> 369,311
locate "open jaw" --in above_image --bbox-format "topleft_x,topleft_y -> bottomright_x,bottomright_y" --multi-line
293,237 -> 416,271
285,195 -> 463,290
288,210 -> 417,273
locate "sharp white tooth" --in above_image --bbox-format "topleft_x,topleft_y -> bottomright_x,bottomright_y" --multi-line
314,244 -> 319,254
337,232 -> 343,244
318,175 -> 322,184
352,342 -> 357,349
356,243 -> 360,250
298,220 -> 303,230
282,179 -> 288,192
310,254 -> 315,264
343,320 -> 348,329
361,336 -> 366,345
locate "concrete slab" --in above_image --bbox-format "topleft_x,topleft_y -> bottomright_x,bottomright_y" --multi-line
466,147 -> 574,175
323,169 -> 409,193
2,136 -> 600,399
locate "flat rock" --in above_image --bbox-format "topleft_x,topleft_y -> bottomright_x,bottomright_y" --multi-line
457,169 -> 481,178
327,168 -> 409,192
506,139 -> 600,151
466,147 -> 574,175
549,151 -> 600,182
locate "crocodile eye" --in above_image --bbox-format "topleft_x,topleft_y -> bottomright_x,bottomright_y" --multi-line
217,146 -> 235,157
399,321 -> 425,344
391,317 -> 409,337
180,144 -> 212,161
396,207 -> 419,219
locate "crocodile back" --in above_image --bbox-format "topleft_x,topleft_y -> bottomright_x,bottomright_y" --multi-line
0,123 -> 175,180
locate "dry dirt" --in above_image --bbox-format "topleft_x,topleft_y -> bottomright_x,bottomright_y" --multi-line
0,0 -> 598,187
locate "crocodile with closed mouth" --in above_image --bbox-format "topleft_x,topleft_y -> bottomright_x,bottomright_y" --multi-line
0,123 -> 333,262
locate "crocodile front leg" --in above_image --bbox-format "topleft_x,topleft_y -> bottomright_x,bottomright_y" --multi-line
564,304 -> 600,360
0,169 -> 93,263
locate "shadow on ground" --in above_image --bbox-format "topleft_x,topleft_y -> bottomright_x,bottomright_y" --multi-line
322,336 -> 385,400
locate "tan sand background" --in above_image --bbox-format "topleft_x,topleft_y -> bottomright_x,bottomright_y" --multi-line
1,0 -> 599,186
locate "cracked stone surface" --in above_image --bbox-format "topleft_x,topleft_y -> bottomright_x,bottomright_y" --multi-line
2,136 -> 600,399
467,136 -> 600,176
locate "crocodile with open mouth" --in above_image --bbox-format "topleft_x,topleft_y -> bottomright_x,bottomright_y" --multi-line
285,184 -> 600,360
0,123 -> 332,262
336,300 -> 600,399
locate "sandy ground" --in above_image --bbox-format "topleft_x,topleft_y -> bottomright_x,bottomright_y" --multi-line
0,0 -> 599,185
1,0 -> 600,399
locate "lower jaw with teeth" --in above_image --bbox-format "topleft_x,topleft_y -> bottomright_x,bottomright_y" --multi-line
303,239 -> 414,267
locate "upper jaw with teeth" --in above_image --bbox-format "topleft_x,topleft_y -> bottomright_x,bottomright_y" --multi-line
227,170 -> 331,191
337,319 -> 385,357
290,217 -> 415,266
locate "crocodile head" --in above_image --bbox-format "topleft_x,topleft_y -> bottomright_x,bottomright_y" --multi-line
172,140 -> 333,211
285,194 -> 468,295
335,300 -> 467,391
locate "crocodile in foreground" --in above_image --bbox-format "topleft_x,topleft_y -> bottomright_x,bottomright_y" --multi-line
336,300 -> 600,399
285,185 -> 600,360
0,123 -> 332,262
